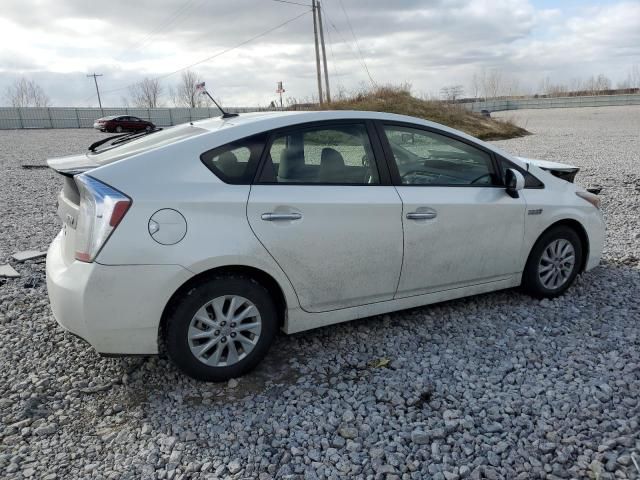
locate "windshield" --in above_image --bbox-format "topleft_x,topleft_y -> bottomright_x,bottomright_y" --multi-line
89,125 -> 207,164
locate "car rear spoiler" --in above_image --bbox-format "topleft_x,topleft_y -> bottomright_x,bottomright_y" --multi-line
47,154 -> 98,177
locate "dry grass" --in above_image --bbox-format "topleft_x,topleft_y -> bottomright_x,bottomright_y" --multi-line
314,85 -> 529,141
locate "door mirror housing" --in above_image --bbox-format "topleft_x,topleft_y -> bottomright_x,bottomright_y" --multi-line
505,168 -> 525,198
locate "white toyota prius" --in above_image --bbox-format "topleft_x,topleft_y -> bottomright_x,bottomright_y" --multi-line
46,111 -> 604,381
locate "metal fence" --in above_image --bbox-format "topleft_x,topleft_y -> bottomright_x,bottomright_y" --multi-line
2,94 -> 640,129
0,106 -> 267,130
464,94 -> 640,113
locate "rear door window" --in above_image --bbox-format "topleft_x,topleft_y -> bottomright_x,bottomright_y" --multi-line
260,123 -> 380,184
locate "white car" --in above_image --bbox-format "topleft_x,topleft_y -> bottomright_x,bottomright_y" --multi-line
46,111 -> 604,381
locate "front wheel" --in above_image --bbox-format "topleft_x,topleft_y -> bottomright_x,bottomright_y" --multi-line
521,226 -> 583,298
165,275 -> 278,381
115,125 -> 123,133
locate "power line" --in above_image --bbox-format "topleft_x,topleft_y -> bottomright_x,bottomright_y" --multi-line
271,0 -> 312,6
99,10 -> 312,97
113,0 -> 204,61
336,0 -> 375,86
324,10 -> 340,83
321,6 -> 373,87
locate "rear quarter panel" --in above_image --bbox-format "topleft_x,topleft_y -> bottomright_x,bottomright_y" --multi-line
88,134 -> 301,310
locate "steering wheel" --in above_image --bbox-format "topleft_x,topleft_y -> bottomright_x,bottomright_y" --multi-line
470,173 -> 492,185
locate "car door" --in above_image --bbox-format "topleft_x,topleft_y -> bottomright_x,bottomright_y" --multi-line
125,116 -> 139,130
247,121 -> 403,313
116,116 -> 129,130
377,122 -> 526,298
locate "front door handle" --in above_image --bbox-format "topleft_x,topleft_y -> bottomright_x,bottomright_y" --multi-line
261,212 -> 302,221
406,211 -> 437,220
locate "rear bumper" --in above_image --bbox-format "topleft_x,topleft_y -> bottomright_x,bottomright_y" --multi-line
585,211 -> 605,271
46,232 -> 192,354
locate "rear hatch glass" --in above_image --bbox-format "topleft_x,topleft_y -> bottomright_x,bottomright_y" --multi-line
89,125 -> 207,164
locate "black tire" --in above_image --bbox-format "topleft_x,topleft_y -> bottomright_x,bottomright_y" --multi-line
521,225 -> 583,298
165,275 -> 278,381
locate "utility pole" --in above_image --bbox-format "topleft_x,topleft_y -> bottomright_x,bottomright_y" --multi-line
87,73 -> 103,110
316,1 -> 331,103
311,0 -> 323,105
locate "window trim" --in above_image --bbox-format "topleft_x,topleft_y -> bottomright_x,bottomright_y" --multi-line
254,119 -> 392,186
374,120 -> 506,188
496,155 -> 546,189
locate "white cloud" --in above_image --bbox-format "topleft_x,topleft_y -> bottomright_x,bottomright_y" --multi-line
0,0 -> 638,106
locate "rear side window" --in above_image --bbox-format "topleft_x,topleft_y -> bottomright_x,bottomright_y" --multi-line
200,134 -> 266,184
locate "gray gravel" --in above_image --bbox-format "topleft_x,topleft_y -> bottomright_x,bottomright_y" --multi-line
1,106 -> 639,480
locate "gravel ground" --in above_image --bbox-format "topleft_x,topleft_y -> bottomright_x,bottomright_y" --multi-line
1,106 -> 639,480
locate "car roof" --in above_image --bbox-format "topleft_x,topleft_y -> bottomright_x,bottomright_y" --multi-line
194,110 -> 442,130
192,110 -> 491,151
189,110 -> 526,171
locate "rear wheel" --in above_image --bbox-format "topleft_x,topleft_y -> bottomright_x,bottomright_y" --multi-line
521,225 -> 583,298
165,275 -> 278,381
115,125 -> 123,133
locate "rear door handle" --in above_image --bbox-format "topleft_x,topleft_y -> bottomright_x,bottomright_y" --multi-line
261,212 -> 302,221
406,211 -> 437,220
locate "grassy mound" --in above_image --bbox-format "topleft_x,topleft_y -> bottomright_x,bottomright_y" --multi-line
318,86 -> 528,141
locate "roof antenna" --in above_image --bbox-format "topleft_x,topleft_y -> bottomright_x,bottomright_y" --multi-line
196,82 -> 238,119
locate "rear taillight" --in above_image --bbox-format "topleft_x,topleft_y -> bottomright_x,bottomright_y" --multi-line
74,174 -> 131,262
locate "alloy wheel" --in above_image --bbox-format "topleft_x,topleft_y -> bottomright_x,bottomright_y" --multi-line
187,295 -> 262,367
538,238 -> 576,290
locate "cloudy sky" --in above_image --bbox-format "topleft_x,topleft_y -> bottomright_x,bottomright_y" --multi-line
1,0 -> 639,107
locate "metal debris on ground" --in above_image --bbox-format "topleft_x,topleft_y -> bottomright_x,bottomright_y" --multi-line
12,250 -> 47,262
369,357 -> 391,368
0,264 -> 20,278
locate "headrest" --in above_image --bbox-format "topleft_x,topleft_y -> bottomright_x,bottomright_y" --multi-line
321,148 -> 345,168
217,151 -> 238,168
319,148 -> 345,182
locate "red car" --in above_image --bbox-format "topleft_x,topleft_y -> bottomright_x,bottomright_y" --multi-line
93,115 -> 155,133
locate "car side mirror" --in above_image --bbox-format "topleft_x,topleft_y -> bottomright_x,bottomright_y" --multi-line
505,168 -> 525,198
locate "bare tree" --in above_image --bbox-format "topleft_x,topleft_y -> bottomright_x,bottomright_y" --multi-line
440,85 -> 464,102
540,77 -> 569,97
479,69 -> 503,99
128,78 -> 162,108
584,74 -> 612,95
629,64 -> 640,88
504,77 -> 521,98
470,73 -> 481,100
569,77 -> 583,95
173,70 -> 210,108
4,77 -> 51,107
